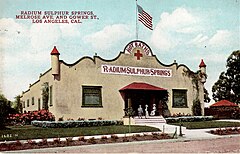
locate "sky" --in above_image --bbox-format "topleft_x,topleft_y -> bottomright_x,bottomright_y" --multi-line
0,0 -> 239,106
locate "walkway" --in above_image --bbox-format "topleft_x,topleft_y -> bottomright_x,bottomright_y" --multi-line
3,119 -> 240,153
139,119 -> 240,140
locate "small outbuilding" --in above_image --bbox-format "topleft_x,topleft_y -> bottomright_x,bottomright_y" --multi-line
210,100 -> 238,108
205,100 -> 239,119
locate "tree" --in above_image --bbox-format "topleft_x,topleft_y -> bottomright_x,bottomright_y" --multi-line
42,82 -> 49,110
212,50 -> 240,104
192,98 -> 202,116
124,107 -> 135,133
204,87 -> 211,103
226,50 -> 240,104
13,95 -> 23,113
0,94 -> 13,129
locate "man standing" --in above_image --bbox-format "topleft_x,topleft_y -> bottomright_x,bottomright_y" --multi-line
138,105 -> 143,119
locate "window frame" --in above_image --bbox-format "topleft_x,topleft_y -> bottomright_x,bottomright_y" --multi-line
38,98 -> 41,110
23,101 -> 25,108
32,97 -> 34,105
81,86 -> 103,107
27,99 -> 29,107
172,89 -> 188,108
49,85 -> 53,106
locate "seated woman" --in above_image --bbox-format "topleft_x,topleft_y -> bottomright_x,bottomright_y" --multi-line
150,104 -> 156,116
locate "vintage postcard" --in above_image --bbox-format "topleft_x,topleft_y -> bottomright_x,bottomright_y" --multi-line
0,0 -> 239,152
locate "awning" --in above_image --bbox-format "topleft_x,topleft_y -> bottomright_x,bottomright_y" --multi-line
119,82 -> 167,101
210,100 -> 238,107
119,82 -> 167,91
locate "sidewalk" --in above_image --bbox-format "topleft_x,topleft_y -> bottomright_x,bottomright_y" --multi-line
2,121 -> 239,144
1,120 -> 240,151
141,121 -> 240,141
5,124 -> 240,153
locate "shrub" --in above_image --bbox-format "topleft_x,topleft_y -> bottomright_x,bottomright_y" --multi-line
66,137 -> 73,142
87,137 -> 96,144
58,117 -> 64,121
165,116 -> 213,123
78,118 -> 85,121
100,136 -> 108,141
15,140 -> 22,146
53,138 -> 61,144
160,133 -> 169,139
110,135 -> 119,141
98,117 -> 103,120
7,109 -> 55,125
40,138 -> 48,145
122,137 -> 129,142
27,139 -> 36,145
65,137 -> 73,145
31,120 -> 123,128
152,132 -> 160,136
152,132 -> 160,139
0,143 -> 7,149
233,127 -> 239,131
132,135 -> 139,141
143,133 -> 148,136
67,118 -> 74,121
78,136 -> 86,142
171,113 -> 192,117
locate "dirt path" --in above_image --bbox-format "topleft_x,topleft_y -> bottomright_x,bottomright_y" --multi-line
9,136 -> 240,153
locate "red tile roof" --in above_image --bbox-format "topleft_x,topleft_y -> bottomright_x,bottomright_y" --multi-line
51,46 -> 60,55
119,82 -> 167,91
199,59 -> 206,67
210,100 -> 238,107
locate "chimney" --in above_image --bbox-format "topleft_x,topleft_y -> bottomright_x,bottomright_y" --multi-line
50,46 -> 60,76
199,59 -> 207,83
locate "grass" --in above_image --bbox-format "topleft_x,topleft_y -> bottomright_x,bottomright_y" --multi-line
169,121 -> 240,129
0,125 -> 159,141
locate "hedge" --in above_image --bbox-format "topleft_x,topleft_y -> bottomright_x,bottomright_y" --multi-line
31,120 -> 123,128
165,116 -> 213,123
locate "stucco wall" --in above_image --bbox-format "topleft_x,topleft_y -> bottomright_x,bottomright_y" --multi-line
21,47 -> 206,120
21,69 -> 54,113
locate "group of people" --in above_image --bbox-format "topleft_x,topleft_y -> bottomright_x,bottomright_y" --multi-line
137,104 -> 156,119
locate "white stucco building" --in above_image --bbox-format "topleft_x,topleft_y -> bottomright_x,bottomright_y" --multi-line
20,40 -> 207,121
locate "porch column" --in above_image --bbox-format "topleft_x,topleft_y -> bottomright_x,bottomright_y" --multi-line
127,98 -> 132,108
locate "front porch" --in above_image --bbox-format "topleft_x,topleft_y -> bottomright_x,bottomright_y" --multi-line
119,82 -> 169,117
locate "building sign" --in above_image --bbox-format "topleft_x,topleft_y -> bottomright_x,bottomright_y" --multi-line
101,64 -> 172,77
124,40 -> 152,56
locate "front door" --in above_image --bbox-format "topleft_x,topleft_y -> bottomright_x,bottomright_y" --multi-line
125,90 -> 162,116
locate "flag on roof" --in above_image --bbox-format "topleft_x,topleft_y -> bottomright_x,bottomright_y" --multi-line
137,4 -> 153,30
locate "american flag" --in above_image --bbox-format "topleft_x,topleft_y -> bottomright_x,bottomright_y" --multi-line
137,4 -> 153,30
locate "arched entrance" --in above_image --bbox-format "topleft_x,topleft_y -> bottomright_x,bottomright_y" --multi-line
119,82 -> 168,116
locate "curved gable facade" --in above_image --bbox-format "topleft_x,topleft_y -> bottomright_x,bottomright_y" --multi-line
21,40 -> 206,120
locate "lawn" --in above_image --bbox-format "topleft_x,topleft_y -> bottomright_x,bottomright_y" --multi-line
0,125 -> 159,141
169,121 -> 240,129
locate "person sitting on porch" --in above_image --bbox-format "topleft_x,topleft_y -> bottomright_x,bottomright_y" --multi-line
150,104 -> 156,116
138,105 -> 143,119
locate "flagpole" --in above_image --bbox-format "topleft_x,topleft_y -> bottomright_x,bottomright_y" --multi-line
136,0 -> 138,40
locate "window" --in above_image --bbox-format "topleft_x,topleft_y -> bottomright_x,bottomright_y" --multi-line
82,86 -> 102,107
32,97 -> 34,105
23,101 -> 25,108
49,85 -> 53,106
38,98 -> 41,110
172,89 -> 187,108
27,99 -> 29,107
